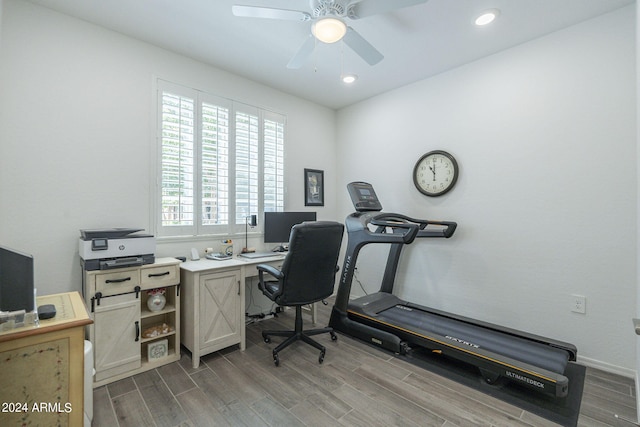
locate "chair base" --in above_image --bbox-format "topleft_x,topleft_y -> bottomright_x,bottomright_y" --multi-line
262,305 -> 337,366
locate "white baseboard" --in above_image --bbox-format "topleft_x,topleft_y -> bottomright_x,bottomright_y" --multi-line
577,354 -> 636,379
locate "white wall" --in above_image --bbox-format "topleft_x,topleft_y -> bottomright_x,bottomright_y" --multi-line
336,6 -> 636,373
0,0 -> 337,296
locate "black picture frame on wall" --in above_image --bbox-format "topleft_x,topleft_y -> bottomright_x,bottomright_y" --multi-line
304,168 -> 324,206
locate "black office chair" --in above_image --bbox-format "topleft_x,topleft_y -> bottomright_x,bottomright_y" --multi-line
257,221 -> 344,366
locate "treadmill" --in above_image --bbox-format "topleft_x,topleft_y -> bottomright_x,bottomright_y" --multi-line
329,181 -> 577,398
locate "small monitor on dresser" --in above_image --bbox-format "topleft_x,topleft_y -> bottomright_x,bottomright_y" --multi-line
0,245 -> 35,312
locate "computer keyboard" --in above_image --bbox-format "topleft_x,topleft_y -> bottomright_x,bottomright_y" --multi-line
237,251 -> 283,259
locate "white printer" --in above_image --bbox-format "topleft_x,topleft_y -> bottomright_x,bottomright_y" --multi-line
79,228 -> 155,271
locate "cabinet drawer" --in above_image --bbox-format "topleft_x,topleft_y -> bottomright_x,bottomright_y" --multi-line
141,264 -> 179,289
95,268 -> 141,296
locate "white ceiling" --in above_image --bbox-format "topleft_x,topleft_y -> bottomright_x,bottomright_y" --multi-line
26,0 -> 635,109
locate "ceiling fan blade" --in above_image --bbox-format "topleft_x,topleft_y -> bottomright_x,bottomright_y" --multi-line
343,27 -> 383,65
287,35 -> 316,69
347,0 -> 428,20
232,5 -> 311,21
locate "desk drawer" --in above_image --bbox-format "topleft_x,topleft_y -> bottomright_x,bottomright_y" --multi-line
141,264 -> 179,289
95,268 -> 141,296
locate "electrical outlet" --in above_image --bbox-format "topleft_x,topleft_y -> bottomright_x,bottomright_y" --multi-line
571,294 -> 586,314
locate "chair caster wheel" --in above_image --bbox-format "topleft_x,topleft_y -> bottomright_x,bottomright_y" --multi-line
330,332 -> 337,341
273,354 -> 280,366
263,335 -> 271,343
319,350 -> 325,364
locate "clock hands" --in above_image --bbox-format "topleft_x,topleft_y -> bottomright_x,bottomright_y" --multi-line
429,162 -> 436,181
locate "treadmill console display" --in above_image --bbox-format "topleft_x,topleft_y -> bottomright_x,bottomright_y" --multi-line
347,182 -> 382,212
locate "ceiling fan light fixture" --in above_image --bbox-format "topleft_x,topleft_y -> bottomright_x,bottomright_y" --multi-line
475,9 -> 500,26
312,17 -> 347,43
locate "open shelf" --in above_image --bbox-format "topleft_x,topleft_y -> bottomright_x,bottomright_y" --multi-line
140,330 -> 175,344
141,303 -> 176,319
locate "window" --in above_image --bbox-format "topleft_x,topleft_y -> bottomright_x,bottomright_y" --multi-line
156,80 -> 285,237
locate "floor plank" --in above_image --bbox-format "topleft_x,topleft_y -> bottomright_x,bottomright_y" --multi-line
134,369 -> 189,427
175,388 -> 231,427
111,390 -> 155,427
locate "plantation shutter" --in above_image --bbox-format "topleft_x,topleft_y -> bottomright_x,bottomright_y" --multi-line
160,90 -> 195,236
235,106 -> 259,224
263,112 -> 285,213
201,99 -> 231,231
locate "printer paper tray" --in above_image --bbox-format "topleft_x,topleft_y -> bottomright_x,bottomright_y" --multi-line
82,254 -> 155,271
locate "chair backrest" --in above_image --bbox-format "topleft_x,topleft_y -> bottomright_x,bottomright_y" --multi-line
276,221 -> 344,306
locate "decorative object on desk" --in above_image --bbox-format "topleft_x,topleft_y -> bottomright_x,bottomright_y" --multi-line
147,338 -> 168,361
142,322 -> 174,338
241,215 -> 258,253
221,239 -> 234,256
0,309 -> 28,331
304,168 -> 324,206
146,288 -> 166,312
37,304 -> 56,319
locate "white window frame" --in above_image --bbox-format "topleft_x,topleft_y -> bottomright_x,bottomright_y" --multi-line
154,79 -> 285,238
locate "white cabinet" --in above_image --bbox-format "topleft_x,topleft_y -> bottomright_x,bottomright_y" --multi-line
84,258 -> 181,386
181,267 -> 243,368
200,271 -> 242,349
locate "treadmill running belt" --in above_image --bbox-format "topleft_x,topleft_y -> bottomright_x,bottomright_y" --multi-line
378,305 -> 570,374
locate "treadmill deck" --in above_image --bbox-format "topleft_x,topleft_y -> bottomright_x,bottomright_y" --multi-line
366,304 -> 570,374
344,292 -> 573,396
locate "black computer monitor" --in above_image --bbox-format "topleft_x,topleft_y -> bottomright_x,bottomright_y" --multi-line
264,211 -> 317,249
0,245 -> 35,312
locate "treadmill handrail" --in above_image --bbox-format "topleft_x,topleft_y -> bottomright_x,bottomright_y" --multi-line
371,213 -> 457,239
369,218 -> 419,244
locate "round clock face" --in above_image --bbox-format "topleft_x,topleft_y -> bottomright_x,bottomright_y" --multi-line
413,150 -> 459,197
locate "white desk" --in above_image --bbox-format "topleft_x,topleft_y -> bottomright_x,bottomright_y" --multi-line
180,253 -> 286,275
181,254 -> 319,368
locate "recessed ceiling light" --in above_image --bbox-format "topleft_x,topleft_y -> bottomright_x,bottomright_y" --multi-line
342,74 -> 358,84
475,9 -> 500,26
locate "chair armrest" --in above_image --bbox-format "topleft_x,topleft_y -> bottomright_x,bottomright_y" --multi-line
257,264 -> 284,300
257,263 -> 284,280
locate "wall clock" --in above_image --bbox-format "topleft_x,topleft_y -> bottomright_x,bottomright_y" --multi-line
413,150 -> 459,197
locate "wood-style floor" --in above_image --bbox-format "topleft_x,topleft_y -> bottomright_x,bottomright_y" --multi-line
92,300 -> 637,427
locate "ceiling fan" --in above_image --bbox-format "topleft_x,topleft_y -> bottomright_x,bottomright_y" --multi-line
232,0 -> 429,69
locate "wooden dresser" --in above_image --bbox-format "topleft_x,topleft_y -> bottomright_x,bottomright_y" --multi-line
0,292 -> 92,427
